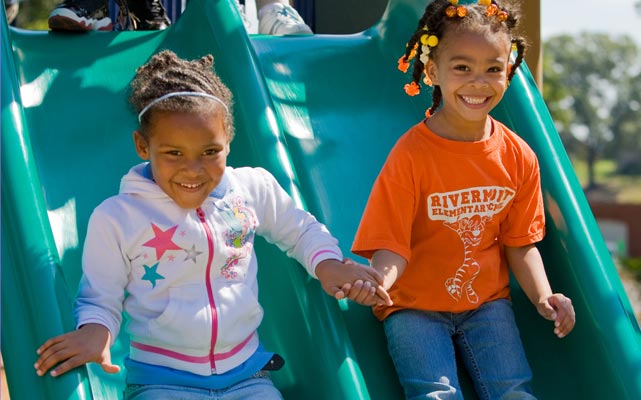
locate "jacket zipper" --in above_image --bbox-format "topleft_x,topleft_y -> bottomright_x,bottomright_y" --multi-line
197,207 -> 217,372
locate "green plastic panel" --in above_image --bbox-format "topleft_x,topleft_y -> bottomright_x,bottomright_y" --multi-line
2,0 -> 641,399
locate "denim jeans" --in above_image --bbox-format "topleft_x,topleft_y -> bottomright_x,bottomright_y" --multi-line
124,372 -> 283,400
383,299 -> 535,400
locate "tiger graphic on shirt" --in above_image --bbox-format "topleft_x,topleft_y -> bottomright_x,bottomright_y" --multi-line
427,186 -> 515,304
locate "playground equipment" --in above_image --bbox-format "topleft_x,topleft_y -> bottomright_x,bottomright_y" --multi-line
3,0 -> 641,398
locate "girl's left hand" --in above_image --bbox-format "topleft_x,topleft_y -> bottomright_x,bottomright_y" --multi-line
537,294 -> 575,338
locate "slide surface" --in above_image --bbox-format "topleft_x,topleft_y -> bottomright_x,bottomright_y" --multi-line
2,0 -> 641,399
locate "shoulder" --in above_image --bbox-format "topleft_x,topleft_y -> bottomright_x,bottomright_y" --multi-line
493,119 -> 538,163
225,166 -> 277,187
380,122 -> 427,167
89,193 -> 136,223
395,121 -> 428,148
494,120 -> 534,152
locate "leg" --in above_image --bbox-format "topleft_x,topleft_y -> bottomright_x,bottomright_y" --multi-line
124,374 -> 283,400
384,309 -> 464,400
124,384 -> 211,400
223,373 -> 284,400
454,299 -> 536,400
256,0 -> 312,35
256,0 -> 288,8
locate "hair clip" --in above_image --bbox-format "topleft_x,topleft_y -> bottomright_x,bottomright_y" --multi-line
445,5 -> 467,18
404,82 -> 420,96
398,56 -> 410,73
420,34 -> 439,48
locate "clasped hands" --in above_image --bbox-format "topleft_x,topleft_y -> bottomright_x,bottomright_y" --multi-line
316,258 -> 393,307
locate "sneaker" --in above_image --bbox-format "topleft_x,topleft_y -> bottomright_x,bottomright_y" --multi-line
258,2 -> 312,35
235,0 -> 258,34
126,0 -> 170,30
48,0 -> 112,31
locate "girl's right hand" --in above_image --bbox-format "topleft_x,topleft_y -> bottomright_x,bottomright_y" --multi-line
34,323 -> 120,377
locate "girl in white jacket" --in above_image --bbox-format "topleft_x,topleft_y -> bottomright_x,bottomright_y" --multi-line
34,50 -> 391,399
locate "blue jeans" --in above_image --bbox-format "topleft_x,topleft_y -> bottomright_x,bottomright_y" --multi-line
124,372 -> 283,400
384,299 -> 535,400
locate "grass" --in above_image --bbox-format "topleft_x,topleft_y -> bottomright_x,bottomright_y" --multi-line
570,159 -> 641,204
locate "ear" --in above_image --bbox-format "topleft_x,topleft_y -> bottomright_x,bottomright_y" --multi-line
424,58 -> 439,86
133,131 -> 150,160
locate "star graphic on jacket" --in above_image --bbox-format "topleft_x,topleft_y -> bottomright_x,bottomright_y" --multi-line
143,223 -> 182,260
141,262 -> 164,288
184,244 -> 203,263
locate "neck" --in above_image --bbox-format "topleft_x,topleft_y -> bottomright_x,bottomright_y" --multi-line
426,112 -> 492,142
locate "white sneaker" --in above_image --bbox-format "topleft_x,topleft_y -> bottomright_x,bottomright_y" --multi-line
258,2 -> 312,35
235,0 -> 258,34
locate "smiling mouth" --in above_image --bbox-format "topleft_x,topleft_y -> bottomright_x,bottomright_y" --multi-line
461,96 -> 489,105
179,182 -> 204,190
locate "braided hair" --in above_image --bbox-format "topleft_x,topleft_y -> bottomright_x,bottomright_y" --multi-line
129,50 -> 235,140
399,0 -> 527,117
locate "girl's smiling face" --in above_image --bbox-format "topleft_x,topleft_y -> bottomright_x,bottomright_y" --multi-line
426,27 -> 512,129
134,108 -> 229,209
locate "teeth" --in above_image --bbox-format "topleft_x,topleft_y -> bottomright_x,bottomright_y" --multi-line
181,183 -> 201,189
462,96 -> 487,105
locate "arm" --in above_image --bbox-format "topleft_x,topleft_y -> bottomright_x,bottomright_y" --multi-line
34,323 -> 120,377
506,244 -> 575,338
370,249 -> 407,291
35,206 -> 128,377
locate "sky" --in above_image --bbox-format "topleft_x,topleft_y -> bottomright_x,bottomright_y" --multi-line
541,0 -> 641,46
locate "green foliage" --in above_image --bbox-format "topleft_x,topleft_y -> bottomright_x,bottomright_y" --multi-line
571,159 -> 641,203
12,0 -> 57,30
621,257 -> 641,281
542,33 -> 641,186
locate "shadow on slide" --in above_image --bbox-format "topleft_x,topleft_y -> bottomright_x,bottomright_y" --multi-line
2,0 -> 641,398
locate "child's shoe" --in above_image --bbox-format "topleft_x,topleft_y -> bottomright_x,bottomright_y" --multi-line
235,0 -> 258,34
48,0 -> 112,31
258,2 -> 312,35
126,0 -> 170,30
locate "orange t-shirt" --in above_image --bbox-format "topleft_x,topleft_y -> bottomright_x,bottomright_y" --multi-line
352,118 -> 545,320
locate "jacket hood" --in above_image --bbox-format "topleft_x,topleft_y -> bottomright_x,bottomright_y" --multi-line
119,162 -> 230,200
119,163 -> 167,199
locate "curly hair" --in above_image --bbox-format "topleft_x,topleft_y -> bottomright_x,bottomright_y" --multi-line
129,50 -> 235,140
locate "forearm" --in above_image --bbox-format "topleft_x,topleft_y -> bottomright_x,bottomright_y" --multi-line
371,249 -> 407,290
506,244 -> 553,305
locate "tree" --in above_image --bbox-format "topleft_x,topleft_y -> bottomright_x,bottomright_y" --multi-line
608,68 -> 641,174
542,33 -> 641,188
14,0 -> 56,30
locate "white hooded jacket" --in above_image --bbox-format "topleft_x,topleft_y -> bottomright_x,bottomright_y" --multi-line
74,163 -> 342,376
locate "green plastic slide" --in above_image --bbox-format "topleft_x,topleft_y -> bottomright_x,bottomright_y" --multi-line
2,0 -> 641,398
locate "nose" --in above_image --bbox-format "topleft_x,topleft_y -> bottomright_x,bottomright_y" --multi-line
468,73 -> 489,88
469,72 -> 489,87
182,157 -> 203,175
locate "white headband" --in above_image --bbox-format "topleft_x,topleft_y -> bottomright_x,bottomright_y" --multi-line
137,91 -> 229,123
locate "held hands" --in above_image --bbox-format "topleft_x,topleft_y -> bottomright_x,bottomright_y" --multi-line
34,323 -> 120,378
536,294 -> 575,338
315,258 -> 393,307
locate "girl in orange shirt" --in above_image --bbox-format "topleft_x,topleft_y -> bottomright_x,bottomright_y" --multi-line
352,1 -> 575,398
